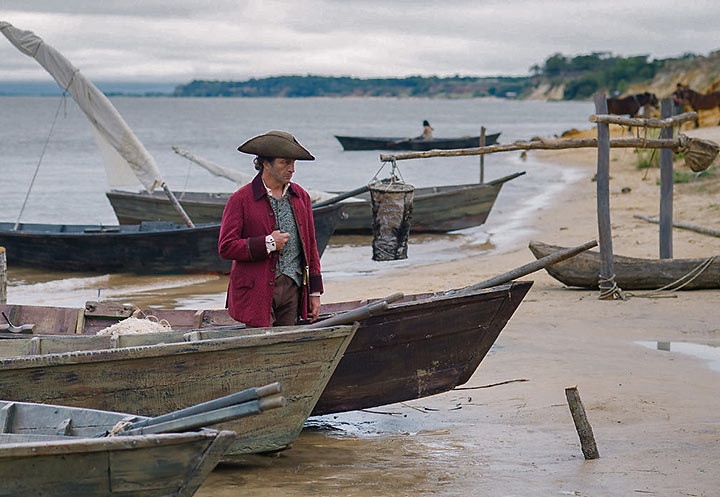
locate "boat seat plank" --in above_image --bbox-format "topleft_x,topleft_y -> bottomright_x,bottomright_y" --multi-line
56,418 -> 73,436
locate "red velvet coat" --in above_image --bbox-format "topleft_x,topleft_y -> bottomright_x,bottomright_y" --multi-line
218,173 -> 323,327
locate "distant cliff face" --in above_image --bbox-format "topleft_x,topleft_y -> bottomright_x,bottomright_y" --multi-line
627,50 -> 720,99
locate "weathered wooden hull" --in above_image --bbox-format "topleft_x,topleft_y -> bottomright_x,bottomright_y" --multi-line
107,173 -> 523,235
529,240 -> 720,290
0,281 -> 531,416
106,191 -> 343,253
0,221 -> 228,274
334,133 -> 501,151
0,325 -> 356,455
0,400 -> 234,497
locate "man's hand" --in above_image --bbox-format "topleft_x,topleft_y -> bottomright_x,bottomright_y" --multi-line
309,295 -> 321,322
271,230 -> 290,250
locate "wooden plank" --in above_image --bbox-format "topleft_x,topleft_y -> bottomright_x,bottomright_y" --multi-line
659,98 -> 674,259
0,402 -> 15,433
588,111 -> 697,127
594,94 -> 617,298
56,418 -> 73,436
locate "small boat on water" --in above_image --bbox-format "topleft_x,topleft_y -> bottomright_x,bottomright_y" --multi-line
0,400 -> 235,497
528,240 -> 720,290
0,323 -> 357,455
107,172 -> 524,234
334,133 -> 501,151
0,280 -> 531,416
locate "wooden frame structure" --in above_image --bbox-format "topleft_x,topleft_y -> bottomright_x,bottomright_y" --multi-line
379,101 -> 708,299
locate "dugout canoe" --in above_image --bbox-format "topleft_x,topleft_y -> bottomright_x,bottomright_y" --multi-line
0,400 -> 234,497
528,240 -> 720,290
0,218 -> 332,274
0,280 -> 531,415
107,172 -> 524,234
106,190 -> 343,251
334,133 -> 501,151
0,324 -> 356,455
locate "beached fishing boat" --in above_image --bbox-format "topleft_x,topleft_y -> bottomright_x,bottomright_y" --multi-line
0,400 -> 235,497
334,133 -> 501,151
528,240 -> 720,290
107,172 -> 524,234
0,217 -> 333,274
0,280 -> 531,415
0,324 -> 356,455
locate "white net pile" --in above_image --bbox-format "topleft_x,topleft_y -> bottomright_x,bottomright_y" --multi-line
96,310 -> 172,336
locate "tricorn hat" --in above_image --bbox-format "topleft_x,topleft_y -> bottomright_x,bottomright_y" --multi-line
237,130 -> 315,161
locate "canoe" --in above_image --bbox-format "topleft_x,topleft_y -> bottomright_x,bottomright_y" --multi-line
106,191 -> 343,250
0,324 -> 356,455
528,240 -> 720,290
106,172 -> 524,234
0,400 -> 234,497
334,133 -> 501,151
0,280 -> 531,415
0,217 -> 332,274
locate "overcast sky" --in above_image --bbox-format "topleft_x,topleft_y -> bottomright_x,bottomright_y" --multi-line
1,0 -> 718,83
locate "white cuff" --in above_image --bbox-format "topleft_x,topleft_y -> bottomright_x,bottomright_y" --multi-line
265,234 -> 276,253
309,292 -> 321,297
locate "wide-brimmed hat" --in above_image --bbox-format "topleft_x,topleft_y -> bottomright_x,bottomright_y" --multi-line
237,130 -> 315,160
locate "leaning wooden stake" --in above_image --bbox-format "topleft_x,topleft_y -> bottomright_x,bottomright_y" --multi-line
565,386 -> 600,460
0,247 -> 6,304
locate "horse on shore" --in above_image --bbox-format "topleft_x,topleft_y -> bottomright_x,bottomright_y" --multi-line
679,86 -> 720,127
607,92 -> 659,118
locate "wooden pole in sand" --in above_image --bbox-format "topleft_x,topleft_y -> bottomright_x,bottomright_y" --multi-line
565,386 -> 599,460
594,94 -> 617,299
659,98 -> 674,259
479,126 -> 486,183
0,247 -> 6,304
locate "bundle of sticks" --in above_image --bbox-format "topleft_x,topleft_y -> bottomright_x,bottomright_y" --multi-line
97,382 -> 285,437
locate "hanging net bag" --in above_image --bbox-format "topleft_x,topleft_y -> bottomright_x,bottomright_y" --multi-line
679,135 -> 720,172
369,176 -> 414,261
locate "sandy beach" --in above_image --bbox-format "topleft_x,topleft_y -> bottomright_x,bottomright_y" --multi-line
197,124 -> 720,496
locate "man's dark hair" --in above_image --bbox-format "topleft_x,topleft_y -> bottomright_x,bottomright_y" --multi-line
253,156 -> 275,172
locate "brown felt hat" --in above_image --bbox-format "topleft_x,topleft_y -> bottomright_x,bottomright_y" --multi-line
237,130 -> 315,161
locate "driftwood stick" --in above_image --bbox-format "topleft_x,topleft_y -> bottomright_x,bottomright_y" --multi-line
565,386 -> 600,460
634,214 -> 720,239
379,137 -> 683,162
588,112 -> 697,128
453,378 -> 529,390
455,239 -> 597,294
0,247 -> 5,304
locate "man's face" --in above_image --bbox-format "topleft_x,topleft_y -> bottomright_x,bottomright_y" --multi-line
265,158 -> 296,186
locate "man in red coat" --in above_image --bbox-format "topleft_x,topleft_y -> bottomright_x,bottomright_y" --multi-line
218,131 -> 323,327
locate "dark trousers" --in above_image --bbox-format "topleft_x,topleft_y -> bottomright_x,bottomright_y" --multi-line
271,275 -> 300,327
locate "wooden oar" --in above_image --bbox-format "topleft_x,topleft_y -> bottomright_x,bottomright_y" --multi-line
453,239 -> 598,294
302,292 -> 404,329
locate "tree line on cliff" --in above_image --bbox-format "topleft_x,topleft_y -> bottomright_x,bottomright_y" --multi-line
172,51 -> 714,100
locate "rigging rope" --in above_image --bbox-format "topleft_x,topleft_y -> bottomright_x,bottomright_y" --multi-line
13,93 -> 68,230
629,256 -> 716,298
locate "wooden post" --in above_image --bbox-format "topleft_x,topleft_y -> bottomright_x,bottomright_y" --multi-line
0,247 -> 6,304
565,386 -> 600,460
659,98 -> 674,259
479,126 -> 486,183
594,94 -> 619,299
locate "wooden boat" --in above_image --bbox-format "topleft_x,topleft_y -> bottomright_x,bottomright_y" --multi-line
0,280 -> 531,415
107,172 -> 524,234
0,218 -> 333,274
106,191 -> 343,249
0,324 -> 357,455
0,400 -> 235,497
529,240 -> 720,290
334,133 -> 501,151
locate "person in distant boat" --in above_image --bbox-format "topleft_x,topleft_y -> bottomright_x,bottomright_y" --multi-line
218,130 -> 323,328
419,120 -> 434,140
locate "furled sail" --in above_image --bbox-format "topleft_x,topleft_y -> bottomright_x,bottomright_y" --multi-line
0,21 -> 162,192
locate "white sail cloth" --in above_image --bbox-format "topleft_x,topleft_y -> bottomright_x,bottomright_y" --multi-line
0,21 -> 163,192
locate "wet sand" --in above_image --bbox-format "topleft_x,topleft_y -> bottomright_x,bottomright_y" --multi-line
5,125 -> 720,495
196,125 -> 720,496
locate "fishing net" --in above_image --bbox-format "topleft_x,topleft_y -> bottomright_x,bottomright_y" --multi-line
679,135 -> 720,172
369,180 -> 414,261
97,310 -> 172,336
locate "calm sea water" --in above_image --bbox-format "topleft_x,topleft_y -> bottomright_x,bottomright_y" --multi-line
1,96 -> 592,305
